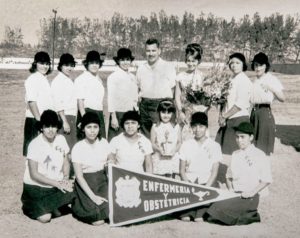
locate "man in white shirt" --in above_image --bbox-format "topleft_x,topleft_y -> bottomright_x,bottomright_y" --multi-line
136,38 -> 176,138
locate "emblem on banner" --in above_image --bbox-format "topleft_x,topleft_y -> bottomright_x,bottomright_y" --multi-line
115,175 -> 141,208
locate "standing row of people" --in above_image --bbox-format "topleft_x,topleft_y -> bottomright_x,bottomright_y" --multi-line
21,37 -> 284,226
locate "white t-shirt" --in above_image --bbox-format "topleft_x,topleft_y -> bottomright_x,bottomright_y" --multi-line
251,72 -> 284,104
24,71 -> 54,118
110,133 -> 153,172
179,137 -> 222,184
23,134 -> 69,188
136,58 -> 176,99
74,71 -> 105,111
224,72 -> 252,119
107,67 -> 138,112
227,144 -> 272,196
71,138 -> 110,173
51,72 -> 77,116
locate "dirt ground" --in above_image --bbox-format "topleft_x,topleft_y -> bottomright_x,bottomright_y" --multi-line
0,69 -> 299,238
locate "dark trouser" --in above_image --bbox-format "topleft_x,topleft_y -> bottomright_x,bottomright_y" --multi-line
250,105 -> 275,155
139,98 -> 170,138
23,117 -> 40,156
76,108 -> 106,139
107,111 -> 125,142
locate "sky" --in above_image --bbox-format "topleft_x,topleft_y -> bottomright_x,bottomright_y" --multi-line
1,0 -> 300,44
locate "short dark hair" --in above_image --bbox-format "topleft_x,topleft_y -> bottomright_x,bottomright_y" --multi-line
185,43 -> 203,62
29,52 -> 52,75
190,112 -> 208,127
78,111 -> 103,140
251,52 -> 270,72
145,38 -> 160,48
39,110 -> 62,131
228,52 -> 247,71
120,111 -> 140,129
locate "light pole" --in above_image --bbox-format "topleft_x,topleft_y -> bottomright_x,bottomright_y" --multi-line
52,9 -> 57,68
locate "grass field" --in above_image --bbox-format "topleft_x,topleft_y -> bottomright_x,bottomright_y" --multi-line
0,69 -> 299,238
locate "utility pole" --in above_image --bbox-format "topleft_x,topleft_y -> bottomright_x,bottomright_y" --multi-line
52,9 -> 57,68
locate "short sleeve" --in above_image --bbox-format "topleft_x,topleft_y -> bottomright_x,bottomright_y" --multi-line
267,74 -> 284,92
74,74 -> 85,100
178,142 -> 189,161
27,140 -> 41,162
167,64 -> 176,88
58,135 -> 70,155
71,142 -> 83,163
234,75 -> 252,109
109,137 -> 118,154
259,155 -> 273,184
25,75 -> 38,102
142,137 -> 153,155
209,141 -> 223,163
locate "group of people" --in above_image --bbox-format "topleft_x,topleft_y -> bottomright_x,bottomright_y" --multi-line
21,37 -> 284,226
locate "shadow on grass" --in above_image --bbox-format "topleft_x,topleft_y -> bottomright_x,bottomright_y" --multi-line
276,124 -> 300,152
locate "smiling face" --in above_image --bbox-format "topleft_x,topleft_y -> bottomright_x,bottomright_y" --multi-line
253,62 -> 267,78
42,125 -> 58,143
123,120 -> 139,137
36,62 -> 50,75
84,123 -> 100,143
87,61 -> 100,75
186,55 -> 200,73
235,132 -> 253,150
61,64 -> 75,77
145,44 -> 161,65
159,110 -> 173,123
229,57 -> 243,75
118,58 -> 132,72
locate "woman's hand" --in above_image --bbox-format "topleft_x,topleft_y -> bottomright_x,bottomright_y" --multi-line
57,179 -> 74,193
111,115 -> 119,130
241,191 -> 256,199
218,115 -> 226,127
179,112 -> 187,125
63,121 -> 71,134
91,195 -> 108,205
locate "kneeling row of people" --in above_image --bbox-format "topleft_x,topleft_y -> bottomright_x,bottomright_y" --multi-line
21,109 -> 272,226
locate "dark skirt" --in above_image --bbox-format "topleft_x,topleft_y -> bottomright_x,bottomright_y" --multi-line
206,194 -> 260,225
58,115 -> 77,150
72,170 -> 109,224
215,116 -> 250,155
139,98 -> 171,138
250,106 -> 275,155
23,117 -> 40,156
107,111 -> 125,142
21,183 -> 75,219
76,108 -> 106,139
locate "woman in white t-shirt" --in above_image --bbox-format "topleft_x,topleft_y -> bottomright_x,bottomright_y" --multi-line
250,52 -> 285,155
109,111 -> 153,173
23,51 -> 53,156
21,110 -> 74,223
71,112 -> 110,225
74,50 -> 106,139
51,53 -> 77,150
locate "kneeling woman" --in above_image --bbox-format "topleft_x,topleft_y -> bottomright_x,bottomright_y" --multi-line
206,122 -> 272,225
71,112 -> 110,225
21,110 -> 74,223
109,111 -> 153,173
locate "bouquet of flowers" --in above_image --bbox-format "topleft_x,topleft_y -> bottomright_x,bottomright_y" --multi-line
185,64 -> 232,108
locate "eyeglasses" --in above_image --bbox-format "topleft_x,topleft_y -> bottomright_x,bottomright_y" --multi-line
160,110 -> 173,114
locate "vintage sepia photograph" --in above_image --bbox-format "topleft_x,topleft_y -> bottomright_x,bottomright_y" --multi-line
1,0 -> 299,237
